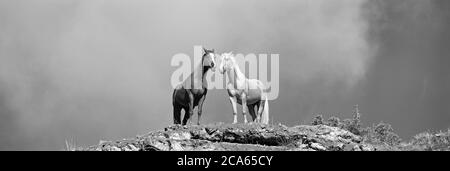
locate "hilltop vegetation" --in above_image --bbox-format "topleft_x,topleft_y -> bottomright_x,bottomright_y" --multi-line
310,105 -> 450,151
78,105 -> 450,151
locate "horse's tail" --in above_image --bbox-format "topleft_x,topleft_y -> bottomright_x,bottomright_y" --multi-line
261,96 -> 269,124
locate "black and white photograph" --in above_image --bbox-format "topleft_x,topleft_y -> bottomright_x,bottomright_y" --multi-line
1,0 -> 450,164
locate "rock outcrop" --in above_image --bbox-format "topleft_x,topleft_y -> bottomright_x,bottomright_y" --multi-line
83,122 -> 379,151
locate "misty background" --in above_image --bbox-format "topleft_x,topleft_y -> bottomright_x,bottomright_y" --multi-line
0,0 -> 449,150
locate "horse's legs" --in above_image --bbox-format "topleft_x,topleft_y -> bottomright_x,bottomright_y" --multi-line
241,93 -> 248,123
247,104 -> 257,123
229,97 -> 238,124
257,99 -> 265,123
182,92 -> 195,125
255,102 -> 261,123
181,107 -> 190,125
196,95 -> 207,125
173,104 -> 182,125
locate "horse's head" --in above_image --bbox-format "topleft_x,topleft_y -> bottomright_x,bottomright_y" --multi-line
219,52 -> 234,74
202,47 -> 217,72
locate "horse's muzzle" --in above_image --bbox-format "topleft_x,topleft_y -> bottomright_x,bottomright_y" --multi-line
210,62 -> 216,72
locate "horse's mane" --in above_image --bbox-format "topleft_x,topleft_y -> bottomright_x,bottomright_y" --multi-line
193,51 -> 209,73
201,50 -> 214,72
191,50 -> 214,80
228,54 -> 237,65
230,54 -> 242,75
224,53 -> 238,68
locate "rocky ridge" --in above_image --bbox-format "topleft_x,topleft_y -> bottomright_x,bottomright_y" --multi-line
84,122 -> 377,151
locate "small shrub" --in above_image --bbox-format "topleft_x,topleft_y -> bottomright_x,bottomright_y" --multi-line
327,116 -> 340,127
408,130 -> 450,150
340,105 -> 362,135
411,132 -> 434,146
311,115 -> 324,126
363,122 -> 401,146
310,105 -> 403,147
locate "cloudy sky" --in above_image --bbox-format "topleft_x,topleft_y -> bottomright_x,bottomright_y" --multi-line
0,0 -> 449,150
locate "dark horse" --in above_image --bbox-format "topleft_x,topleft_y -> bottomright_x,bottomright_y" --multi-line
172,48 -> 217,125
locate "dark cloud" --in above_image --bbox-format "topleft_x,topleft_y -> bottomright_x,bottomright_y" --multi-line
360,0 -> 450,137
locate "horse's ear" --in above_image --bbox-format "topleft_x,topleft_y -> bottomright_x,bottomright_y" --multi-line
203,47 -> 207,53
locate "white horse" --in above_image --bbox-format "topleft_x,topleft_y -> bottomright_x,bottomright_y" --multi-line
219,52 -> 269,124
